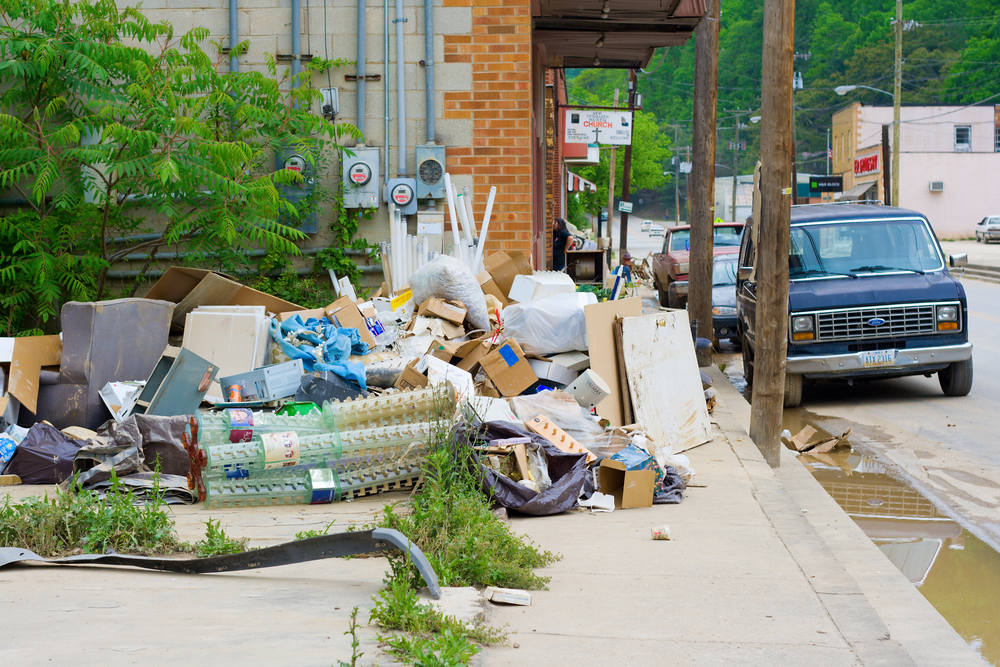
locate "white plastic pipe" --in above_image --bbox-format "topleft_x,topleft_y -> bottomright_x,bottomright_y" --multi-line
456,192 -> 474,250
387,203 -> 398,292
459,187 -> 475,244
443,174 -> 462,252
422,236 -> 429,266
473,186 -> 497,273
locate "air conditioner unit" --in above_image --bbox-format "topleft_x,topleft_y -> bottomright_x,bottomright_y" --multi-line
929,181 -> 944,192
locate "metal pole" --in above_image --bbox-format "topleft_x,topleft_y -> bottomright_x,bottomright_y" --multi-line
617,70 -> 636,258
674,126 -> 680,225
229,0 -> 239,72
356,0 -> 366,136
394,0 -> 407,175
893,0 -> 902,207
882,124 -> 892,206
424,0 -> 435,142
384,0 -> 390,182
606,88 -> 619,246
291,0 -> 301,82
826,127 -> 830,176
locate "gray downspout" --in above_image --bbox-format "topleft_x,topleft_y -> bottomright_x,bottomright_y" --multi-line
291,0 -> 301,84
384,0 -> 390,183
356,0 -> 366,137
229,0 -> 239,72
394,0 -> 406,175
424,0 -> 434,142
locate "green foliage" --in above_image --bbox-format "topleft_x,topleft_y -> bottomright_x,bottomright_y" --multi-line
334,606 -> 364,667
566,193 -> 589,231
0,472 -> 183,556
0,0 -> 360,334
296,518 -> 337,541
194,518 -> 248,557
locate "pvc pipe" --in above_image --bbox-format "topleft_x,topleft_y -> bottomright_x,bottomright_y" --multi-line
473,186 -> 496,272
356,0 -> 366,136
388,202 -> 399,291
229,0 -> 239,72
456,190 -> 474,246
291,0 -> 301,82
416,241 -> 423,271
383,0 -> 390,182
424,0 -> 435,142
422,236 -> 429,266
394,0 -> 407,175
443,174 -> 462,251
462,186 -> 476,238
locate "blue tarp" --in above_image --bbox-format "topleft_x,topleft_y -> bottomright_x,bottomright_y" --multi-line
270,315 -> 369,389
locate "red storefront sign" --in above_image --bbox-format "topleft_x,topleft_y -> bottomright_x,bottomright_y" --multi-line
854,153 -> 880,177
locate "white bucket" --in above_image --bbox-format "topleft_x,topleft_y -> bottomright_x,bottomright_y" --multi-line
565,369 -> 611,410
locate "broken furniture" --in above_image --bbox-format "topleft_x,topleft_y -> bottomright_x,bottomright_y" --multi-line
33,299 -> 174,430
131,347 -> 219,418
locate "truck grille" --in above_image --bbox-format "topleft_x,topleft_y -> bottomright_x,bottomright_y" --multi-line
816,304 -> 937,341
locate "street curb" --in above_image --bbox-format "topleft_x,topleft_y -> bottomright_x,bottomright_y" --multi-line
706,365 -> 985,667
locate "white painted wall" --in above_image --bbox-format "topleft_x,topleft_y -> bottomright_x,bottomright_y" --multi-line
856,105 -> 996,153
899,152 -> 1000,239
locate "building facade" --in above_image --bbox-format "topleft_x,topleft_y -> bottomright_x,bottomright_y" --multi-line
832,103 -> 1000,238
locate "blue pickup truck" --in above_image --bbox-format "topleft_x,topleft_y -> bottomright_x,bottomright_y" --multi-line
736,204 -> 972,408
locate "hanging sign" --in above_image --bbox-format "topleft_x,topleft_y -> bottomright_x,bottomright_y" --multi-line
564,110 -> 634,145
854,152 -> 880,177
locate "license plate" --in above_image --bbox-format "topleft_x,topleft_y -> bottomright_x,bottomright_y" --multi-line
859,349 -> 898,367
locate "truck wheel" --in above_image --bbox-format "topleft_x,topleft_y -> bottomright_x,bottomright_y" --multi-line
658,286 -> 670,308
939,358 -> 973,396
742,337 -> 754,386
783,373 -> 803,408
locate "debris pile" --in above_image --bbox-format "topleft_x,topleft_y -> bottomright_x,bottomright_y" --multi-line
0,235 -> 716,513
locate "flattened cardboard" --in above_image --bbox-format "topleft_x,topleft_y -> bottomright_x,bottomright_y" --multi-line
597,458 -> 655,509
483,251 -> 532,302
182,309 -> 262,403
144,267 -> 301,329
456,337 -> 496,373
325,296 -> 376,348
583,297 -> 642,426
417,298 -> 467,325
480,339 -> 537,397
277,307 -> 329,323
0,335 -> 62,415
477,272 -> 510,308
394,359 -> 429,390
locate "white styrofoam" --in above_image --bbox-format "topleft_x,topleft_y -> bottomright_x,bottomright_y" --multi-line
507,272 -> 576,303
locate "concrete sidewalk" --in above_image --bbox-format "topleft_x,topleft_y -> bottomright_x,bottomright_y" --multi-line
0,369 -> 985,666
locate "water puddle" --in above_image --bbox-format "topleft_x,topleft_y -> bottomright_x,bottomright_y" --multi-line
782,412 -> 1000,666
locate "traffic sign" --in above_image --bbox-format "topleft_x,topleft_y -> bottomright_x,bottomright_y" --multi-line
618,201 -> 633,213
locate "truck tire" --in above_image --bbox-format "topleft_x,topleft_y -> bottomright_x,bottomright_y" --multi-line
939,357 -> 973,396
742,337 -> 754,386
658,286 -> 670,308
783,373 -> 803,408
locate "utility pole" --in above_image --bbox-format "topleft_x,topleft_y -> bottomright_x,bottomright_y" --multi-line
882,124 -> 892,206
893,0 -> 902,207
689,0 -> 719,340
749,0 -> 794,468
618,70 -> 636,258
606,88 -> 619,244
675,126 -> 681,225
732,118 -> 740,221
826,128 -> 831,176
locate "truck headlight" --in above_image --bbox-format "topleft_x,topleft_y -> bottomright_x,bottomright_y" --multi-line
713,306 -> 737,316
676,262 -> 689,275
791,315 -> 814,341
937,305 -> 959,330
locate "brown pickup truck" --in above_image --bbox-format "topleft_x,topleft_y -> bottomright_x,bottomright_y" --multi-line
651,222 -> 745,308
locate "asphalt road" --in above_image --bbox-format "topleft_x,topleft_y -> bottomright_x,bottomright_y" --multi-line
602,213 -> 669,262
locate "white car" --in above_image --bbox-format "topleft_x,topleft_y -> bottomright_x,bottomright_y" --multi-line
640,220 -> 652,232
975,216 -> 1000,242
649,224 -> 665,236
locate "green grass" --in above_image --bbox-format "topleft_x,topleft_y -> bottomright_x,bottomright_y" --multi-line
194,518 -> 248,557
296,519 -> 337,541
334,606 -> 363,667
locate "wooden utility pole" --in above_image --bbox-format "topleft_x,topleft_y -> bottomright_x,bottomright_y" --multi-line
893,0 -> 902,207
732,118 -> 739,221
882,124 -> 892,206
689,0 -> 719,339
674,126 -> 681,225
618,70 -> 637,257
749,0 -> 795,468
606,88 -> 619,242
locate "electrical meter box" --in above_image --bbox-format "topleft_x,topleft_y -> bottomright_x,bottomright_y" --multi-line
415,144 -> 446,200
386,177 -> 418,216
342,146 -> 380,209
277,147 -> 318,234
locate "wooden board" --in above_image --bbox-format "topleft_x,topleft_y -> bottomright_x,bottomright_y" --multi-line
583,297 -> 642,427
613,317 -> 633,425
621,311 -> 712,454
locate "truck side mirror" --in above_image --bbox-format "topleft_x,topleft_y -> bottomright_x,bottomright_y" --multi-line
949,253 -> 968,268
738,266 -> 753,281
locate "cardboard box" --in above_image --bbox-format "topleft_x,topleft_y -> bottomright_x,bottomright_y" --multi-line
325,296 -> 376,348
480,339 -> 537,397
483,251 -> 532,302
547,351 -> 590,372
143,267 -> 302,330
527,358 -> 579,386
417,297 -> 467,325
0,335 -> 63,416
456,336 -> 496,373
477,272 -> 510,308
597,458 -> 655,509
508,272 -> 576,303
407,315 -> 465,340
394,359 -> 429,390
277,307 -> 329,323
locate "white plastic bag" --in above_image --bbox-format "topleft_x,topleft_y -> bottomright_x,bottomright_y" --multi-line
408,255 -> 490,331
654,445 -> 695,485
502,292 -> 597,355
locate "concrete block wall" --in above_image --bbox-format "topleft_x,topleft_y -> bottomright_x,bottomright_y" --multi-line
120,0 -> 533,269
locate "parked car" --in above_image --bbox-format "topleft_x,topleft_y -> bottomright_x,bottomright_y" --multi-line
641,220 -> 653,232
974,215 -> 1000,242
651,222 -> 744,308
736,204 -> 972,408
711,254 -> 739,343
649,224 -> 665,236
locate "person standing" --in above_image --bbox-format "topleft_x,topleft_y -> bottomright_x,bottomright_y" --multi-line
551,218 -> 573,271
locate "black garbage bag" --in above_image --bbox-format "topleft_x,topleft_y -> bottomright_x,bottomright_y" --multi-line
455,420 -> 594,516
653,465 -> 686,504
4,423 -> 83,484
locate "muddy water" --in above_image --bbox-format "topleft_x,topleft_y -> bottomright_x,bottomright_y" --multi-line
782,414 -> 1000,667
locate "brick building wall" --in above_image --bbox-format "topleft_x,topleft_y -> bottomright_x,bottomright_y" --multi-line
441,0 -> 533,257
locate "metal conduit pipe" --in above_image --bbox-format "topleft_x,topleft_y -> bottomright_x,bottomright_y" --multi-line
424,0 -> 434,142
117,246 -> 372,263
107,264 -> 384,279
394,0 -> 407,175
356,0 -> 366,137
291,0 -> 302,83
383,0 -> 390,183
229,0 -> 239,72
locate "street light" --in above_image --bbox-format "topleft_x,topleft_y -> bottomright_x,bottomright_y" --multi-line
836,83 -> 898,206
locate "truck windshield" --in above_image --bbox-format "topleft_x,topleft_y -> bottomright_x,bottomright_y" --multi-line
668,226 -> 743,252
789,218 -> 943,278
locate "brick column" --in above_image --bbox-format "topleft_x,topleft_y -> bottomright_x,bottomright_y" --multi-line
442,0 -> 532,256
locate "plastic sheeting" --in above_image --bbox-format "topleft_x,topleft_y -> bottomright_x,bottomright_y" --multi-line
3,423 -> 83,484
409,255 -> 489,331
271,315 -> 368,389
456,420 -> 594,516
501,292 -> 597,355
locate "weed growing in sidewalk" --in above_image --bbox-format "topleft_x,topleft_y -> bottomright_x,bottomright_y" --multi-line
297,519 -> 337,541
194,518 -> 248,557
334,606 -> 363,667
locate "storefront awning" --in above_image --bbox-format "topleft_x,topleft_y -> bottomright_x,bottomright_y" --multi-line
840,181 -> 878,201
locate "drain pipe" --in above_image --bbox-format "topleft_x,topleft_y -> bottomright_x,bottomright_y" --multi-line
229,0 -> 239,71
394,0 -> 407,175
356,0 -> 365,137
383,0 -> 390,182
424,0 -> 434,142
291,0 -> 301,84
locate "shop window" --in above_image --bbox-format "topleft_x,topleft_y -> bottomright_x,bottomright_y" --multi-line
954,125 -> 971,152
995,127 -> 1000,152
